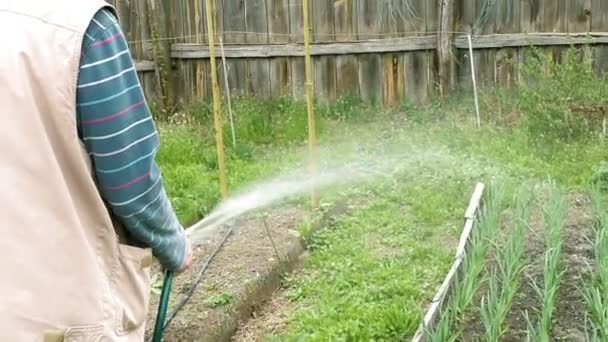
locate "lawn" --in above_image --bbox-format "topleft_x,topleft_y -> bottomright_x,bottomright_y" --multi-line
155,46 -> 608,340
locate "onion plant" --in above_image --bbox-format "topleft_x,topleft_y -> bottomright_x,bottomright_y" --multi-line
526,182 -> 567,342
480,188 -> 531,341
426,181 -> 506,340
581,188 -> 608,339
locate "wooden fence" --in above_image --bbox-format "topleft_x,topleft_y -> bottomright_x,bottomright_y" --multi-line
108,0 -> 608,107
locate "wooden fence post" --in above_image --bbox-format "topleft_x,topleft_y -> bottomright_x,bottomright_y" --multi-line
438,0 -> 455,96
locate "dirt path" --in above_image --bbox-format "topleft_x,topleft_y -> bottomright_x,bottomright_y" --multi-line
230,281 -> 295,341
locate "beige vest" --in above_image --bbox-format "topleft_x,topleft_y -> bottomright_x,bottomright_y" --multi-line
0,1 -> 153,341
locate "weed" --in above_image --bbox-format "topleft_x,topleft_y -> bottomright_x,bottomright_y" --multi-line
520,46 -> 607,144
205,293 -> 235,308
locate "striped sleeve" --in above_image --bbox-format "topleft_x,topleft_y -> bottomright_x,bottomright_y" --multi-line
76,9 -> 187,271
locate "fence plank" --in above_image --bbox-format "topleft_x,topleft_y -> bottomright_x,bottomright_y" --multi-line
314,56 -> 337,101
268,0 -> 290,43
245,0 -> 269,43
311,0 -> 334,42
311,0 -> 336,101
592,0 -> 608,73
383,53 -> 405,106
357,0 -> 378,40
568,0 -> 592,32
453,32 -> 608,48
437,0 -> 455,95
225,59 -> 248,96
358,54 -> 382,104
426,0 -> 438,32
223,0 -> 246,43
377,1 -> 403,38
289,0 -> 304,43
334,0 -> 356,42
172,37 -> 436,58
456,0 -> 478,33
540,0 -> 567,32
245,0 -> 271,98
414,51 -> 430,103
408,0 -> 430,104
270,57 -> 292,97
425,0 -> 439,95
221,0 -> 247,97
213,0 -> 224,38
474,0 -> 495,87
336,54 -> 360,98
248,59 -> 271,98
493,0 -> 520,87
334,0 -> 359,99
268,0 -> 291,97
291,57 -> 306,98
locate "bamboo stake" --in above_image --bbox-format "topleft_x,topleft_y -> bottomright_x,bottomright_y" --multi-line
205,0 -> 228,199
219,37 -> 237,147
468,34 -> 481,129
302,0 -> 319,209
194,0 -> 203,99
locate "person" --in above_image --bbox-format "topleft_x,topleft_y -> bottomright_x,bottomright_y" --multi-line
0,0 -> 192,340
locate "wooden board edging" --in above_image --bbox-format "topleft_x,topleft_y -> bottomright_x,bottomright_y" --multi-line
411,182 -> 485,342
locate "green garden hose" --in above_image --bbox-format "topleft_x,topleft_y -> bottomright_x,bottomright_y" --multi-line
152,270 -> 174,342
148,225 -> 234,342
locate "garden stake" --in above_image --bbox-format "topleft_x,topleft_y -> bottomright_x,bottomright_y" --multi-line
152,269 -> 174,342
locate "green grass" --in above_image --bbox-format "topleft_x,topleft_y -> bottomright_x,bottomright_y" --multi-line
274,178 -> 467,341
153,46 -> 608,341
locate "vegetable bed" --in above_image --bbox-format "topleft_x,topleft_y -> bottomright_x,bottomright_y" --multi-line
418,181 -> 602,341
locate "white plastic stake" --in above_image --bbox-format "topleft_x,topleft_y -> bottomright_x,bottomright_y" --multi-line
219,37 -> 236,147
468,34 -> 481,129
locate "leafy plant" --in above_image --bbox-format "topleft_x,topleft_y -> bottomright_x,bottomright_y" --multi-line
205,293 -> 235,308
519,45 -> 607,144
150,273 -> 164,295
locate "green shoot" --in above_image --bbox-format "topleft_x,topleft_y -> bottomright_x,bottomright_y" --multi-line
480,188 -> 531,341
582,188 -> 608,338
453,181 -> 506,312
526,181 -> 567,342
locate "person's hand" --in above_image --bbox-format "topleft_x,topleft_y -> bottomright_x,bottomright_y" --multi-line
177,238 -> 193,274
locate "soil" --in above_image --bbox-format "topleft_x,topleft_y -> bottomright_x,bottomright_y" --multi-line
230,262 -> 303,342
143,206 -> 306,341
459,193 -> 596,341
